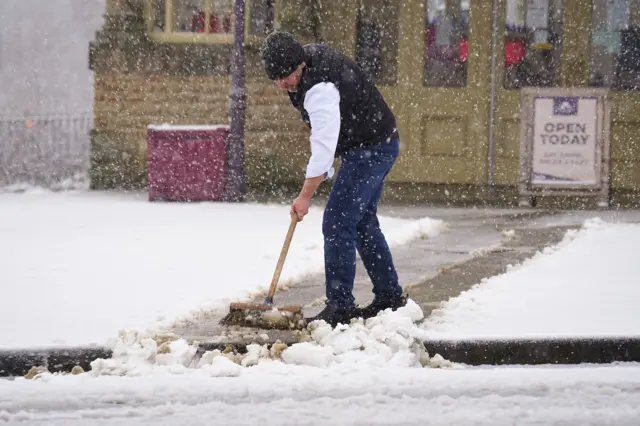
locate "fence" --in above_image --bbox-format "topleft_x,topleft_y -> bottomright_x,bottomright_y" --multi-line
0,115 -> 93,190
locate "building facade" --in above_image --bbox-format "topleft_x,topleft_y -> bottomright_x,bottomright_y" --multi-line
90,0 -> 640,204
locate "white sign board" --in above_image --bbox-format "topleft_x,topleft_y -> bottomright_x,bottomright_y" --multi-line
519,88 -> 611,207
531,96 -> 598,186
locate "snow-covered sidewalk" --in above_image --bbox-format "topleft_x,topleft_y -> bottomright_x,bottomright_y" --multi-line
0,190 -> 444,350
421,218 -> 640,340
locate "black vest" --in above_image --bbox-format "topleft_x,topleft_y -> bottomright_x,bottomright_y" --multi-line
287,44 -> 398,157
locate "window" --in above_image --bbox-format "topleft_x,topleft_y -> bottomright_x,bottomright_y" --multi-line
249,0 -> 275,36
590,0 -> 640,90
355,0 -> 399,85
423,0 -> 470,87
147,0 -> 277,44
503,0 -> 563,89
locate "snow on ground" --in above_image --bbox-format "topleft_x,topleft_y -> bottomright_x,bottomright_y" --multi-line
1,301 -> 640,425
0,190 -> 444,350
421,217 -> 640,339
2,192 -> 640,425
3,362 -> 640,425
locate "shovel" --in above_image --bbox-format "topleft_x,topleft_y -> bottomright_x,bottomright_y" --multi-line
219,213 -> 305,330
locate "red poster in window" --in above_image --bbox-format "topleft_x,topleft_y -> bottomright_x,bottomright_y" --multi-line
459,38 -> 468,62
192,12 -> 231,33
505,40 -> 526,66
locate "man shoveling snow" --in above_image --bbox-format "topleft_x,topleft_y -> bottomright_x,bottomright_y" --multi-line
257,31 -> 407,327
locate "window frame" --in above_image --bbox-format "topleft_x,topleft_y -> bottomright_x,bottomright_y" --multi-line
422,0 -> 471,88
355,0 -> 400,86
144,0 -> 281,45
501,0 -> 564,90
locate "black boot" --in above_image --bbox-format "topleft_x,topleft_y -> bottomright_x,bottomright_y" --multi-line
305,305 -> 357,327
353,294 -> 407,320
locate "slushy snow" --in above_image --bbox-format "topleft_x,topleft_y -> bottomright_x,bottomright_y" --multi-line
421,217 -> 640,339
84,299 -> 440,378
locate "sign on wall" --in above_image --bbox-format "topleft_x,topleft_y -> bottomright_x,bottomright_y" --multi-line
519,88 -> 611,207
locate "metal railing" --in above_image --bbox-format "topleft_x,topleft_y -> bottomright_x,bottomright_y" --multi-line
0,114 -> 92,190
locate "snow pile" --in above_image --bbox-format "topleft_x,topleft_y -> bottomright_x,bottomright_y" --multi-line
88,332 -> 199,377
84,299 -> 453,379
421,218 -> 640,339
283,301 -> 431,369
384,216 -> 446,245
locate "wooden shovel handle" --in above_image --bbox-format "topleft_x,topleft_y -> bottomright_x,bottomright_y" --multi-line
266,214 -> 299,300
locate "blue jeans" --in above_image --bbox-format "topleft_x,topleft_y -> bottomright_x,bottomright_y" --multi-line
322,138 -> 402,311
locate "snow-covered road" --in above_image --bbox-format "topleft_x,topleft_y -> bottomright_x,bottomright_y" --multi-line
3,362 -> 640,425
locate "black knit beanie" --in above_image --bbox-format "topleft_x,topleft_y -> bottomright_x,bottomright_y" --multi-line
260,31 -> 305,80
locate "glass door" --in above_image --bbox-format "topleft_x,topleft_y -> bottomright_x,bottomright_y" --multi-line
492,0 -> 564,186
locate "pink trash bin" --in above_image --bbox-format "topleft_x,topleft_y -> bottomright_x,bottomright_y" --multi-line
147,124 -> 229,201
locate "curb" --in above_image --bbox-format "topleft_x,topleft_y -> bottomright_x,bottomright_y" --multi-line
0,342 -> 276,377
423,337 -> 640,365
0,347 -> 112,378
2,337 -> 640,377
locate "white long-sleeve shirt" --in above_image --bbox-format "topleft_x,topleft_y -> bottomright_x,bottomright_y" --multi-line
303,82 -> 341,180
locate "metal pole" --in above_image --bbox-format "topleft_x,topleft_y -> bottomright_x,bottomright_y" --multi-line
225,0 -> 247,201
488,0 -> 500,199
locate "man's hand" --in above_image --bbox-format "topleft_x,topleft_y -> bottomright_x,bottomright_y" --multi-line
291,195 -> 310,221
291,173 -> 327,221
